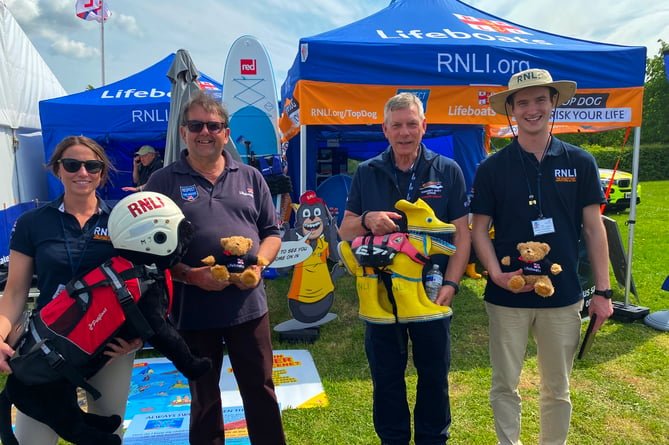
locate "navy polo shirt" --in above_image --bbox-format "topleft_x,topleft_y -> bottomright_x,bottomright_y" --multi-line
346,144 -> 469,277
145,150 -> 280,329
10,196 -> 115,309
346,145 -> 469,223
470,137 -> 605,308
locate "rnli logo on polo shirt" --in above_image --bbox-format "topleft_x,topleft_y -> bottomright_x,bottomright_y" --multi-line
239,187 -> 254,198
418,181 -> 443,198
93,226 -> 111,242
180,185 -> 198,201
554,168 -> 578,183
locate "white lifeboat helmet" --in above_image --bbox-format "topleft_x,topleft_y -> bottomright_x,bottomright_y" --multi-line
108,191 -> 185,256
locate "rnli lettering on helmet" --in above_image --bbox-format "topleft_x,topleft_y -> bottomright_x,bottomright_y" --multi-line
127,196 -> 166,217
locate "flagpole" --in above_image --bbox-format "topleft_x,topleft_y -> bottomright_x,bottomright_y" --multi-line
100,0 -> 105,86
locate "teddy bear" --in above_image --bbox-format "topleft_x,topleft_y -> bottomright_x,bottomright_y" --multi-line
201,236 -> 269,287
501,241 -> 562,297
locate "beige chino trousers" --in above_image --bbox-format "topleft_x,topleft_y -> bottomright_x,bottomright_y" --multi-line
486,301 -> 582,445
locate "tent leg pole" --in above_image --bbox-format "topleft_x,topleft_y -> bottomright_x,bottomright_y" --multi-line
623,127 -> 640,305
11,128 -> 21,205
300,125 -> 307,195
613,126 -> 649,322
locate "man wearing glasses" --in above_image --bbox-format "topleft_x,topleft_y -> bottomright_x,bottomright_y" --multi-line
144,90 -> 285,445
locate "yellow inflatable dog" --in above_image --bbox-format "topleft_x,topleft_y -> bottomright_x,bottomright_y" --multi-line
338,199 -> 456,324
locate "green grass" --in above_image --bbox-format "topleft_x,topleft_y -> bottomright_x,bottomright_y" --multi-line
271,181 -> 669,445
33,181 -> 669,444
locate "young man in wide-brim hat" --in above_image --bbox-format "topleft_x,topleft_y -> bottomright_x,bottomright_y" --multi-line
469,68 -> 614,445
488,68 -> 576,117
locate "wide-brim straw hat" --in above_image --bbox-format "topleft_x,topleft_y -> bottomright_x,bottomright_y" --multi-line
489,68 -> 577,115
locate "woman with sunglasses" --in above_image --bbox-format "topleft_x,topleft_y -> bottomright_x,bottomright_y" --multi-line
0,135 -> 142,444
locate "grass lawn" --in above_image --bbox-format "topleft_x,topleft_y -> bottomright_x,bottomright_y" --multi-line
26,180 -> 668,444
271,180 -> 669,445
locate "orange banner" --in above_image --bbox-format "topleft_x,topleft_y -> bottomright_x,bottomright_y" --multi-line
286,80 -> 643,131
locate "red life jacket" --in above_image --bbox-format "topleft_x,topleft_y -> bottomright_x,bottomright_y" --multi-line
9,256 -> 171,399
351,232 -> 429,269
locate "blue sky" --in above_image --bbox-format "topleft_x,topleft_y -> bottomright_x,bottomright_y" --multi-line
6,0 -> 668,96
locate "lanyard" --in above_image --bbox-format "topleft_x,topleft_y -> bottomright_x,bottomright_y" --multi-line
394,168 -> 417,201
517,137 -> 551,218
60,213 -> 96,276
405,170 -> 417,201
393,149 -> 420,201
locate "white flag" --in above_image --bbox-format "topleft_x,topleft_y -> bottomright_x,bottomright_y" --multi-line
75,0 -> 111,23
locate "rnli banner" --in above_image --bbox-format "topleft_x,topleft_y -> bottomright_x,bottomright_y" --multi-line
287,80 -> 643,131
279,0 -> 646,142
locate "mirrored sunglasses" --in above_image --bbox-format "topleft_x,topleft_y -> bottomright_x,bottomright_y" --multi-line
186,120 -> 226,134
58,158 -> 104,174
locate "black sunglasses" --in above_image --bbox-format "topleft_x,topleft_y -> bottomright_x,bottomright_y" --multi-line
58,158 -> 104,174
185,120 -> 227,134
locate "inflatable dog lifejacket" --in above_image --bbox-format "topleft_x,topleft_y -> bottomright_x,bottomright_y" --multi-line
338,199 -> 456,324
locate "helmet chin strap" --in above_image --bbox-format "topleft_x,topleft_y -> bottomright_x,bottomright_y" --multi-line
503,90 -> 561,139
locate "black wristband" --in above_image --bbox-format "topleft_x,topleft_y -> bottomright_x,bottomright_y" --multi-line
442,280 -> 459,294
594,289 -> 613,299
182,265 -> 192,284
360,211 -> 371,232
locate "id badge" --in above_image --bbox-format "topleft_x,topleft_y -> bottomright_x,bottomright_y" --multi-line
532,217 -> 555,236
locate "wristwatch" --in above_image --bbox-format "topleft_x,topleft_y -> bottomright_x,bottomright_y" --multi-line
594,289 -> 613,299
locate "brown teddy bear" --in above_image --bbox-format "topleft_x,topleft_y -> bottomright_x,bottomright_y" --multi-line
501,241 -> 562,297
201,236 -> 269,287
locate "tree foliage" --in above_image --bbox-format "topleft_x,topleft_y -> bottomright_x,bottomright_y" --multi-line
640,40 -> 669,144
550,41 -> 669,148
558,128 -> 628,148
488,43 -> 669,149
562,41 -> 669,147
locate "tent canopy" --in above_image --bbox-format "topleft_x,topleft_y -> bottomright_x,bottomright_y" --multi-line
283,0 -> 644,90
279,0 -> 646,195
39,53 -> 222,200
280,0 -> 646,132
0,2 -> 66,207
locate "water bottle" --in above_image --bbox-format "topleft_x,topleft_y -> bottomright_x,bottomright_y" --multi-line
425,264 -> 443,302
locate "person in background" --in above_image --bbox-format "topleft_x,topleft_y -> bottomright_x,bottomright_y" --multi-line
122,144 -> 163,192
0,135 -> 142,444
339,92 -> 471,445
144,90 -> 285,445
470,68 -> 614,445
